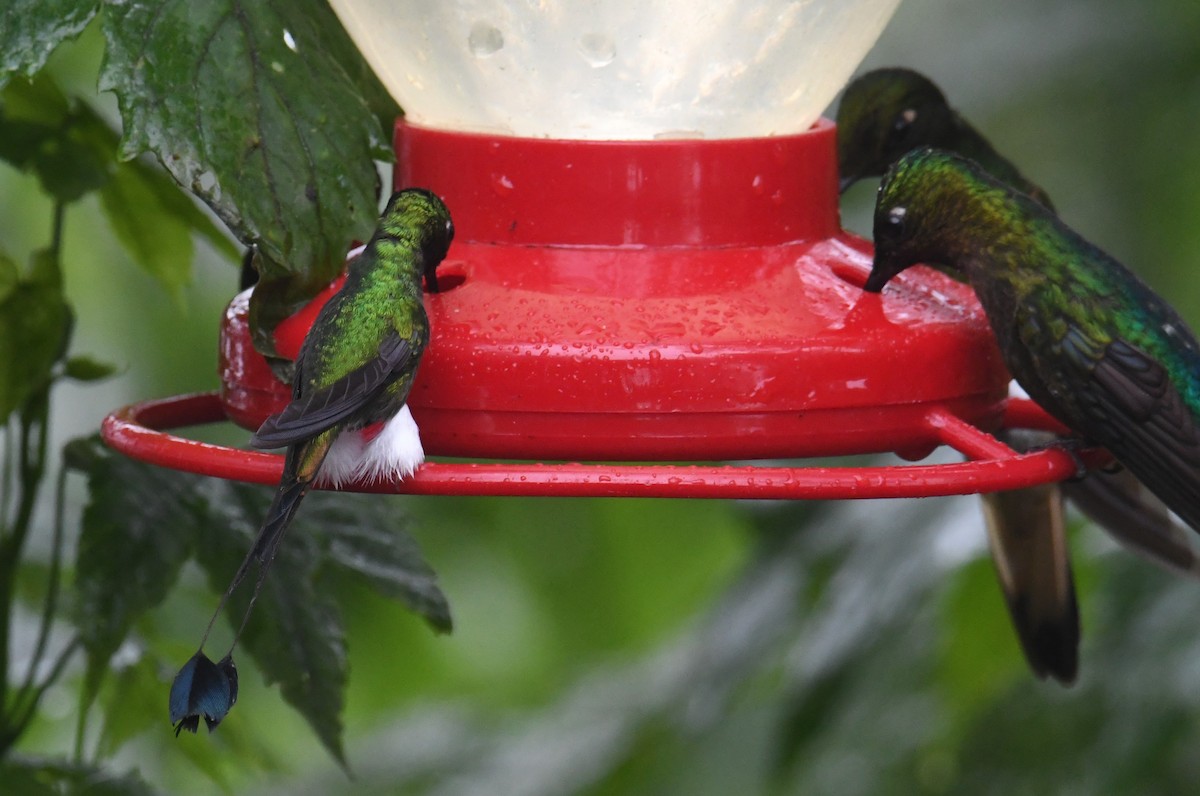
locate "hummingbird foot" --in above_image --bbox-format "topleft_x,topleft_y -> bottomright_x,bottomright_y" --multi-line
1035,438 -> 1093,481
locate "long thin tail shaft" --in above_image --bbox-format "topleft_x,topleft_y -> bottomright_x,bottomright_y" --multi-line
198,477 -> 311,651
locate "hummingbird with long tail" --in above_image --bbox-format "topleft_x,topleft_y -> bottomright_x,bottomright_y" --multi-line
864,150 -> 1200,635
837,68 -> 1198,684
170,188 -> 454,734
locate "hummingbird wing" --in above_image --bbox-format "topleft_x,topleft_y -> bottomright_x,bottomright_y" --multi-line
250,332 -> 414,449
980,482 -> 1080,684
1062,333 -> 1200,533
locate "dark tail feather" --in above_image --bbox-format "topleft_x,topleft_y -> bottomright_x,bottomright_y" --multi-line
1063,469 -> 1200,577
980,484 -> 1080,685
251,478 -> 309,563
197,477 -> 311,651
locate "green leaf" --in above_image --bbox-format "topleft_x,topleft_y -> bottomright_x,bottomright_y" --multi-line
98,161 -> 194,302
27,247 -> 64,290
63,355 -> 118,382
0,277 -> 70,422
3,73 -> 236,292
0,757 -> 161,796
0,70 -> 69,126
312,496 -> 453,634
0,251 -> 18,303
4,71 -> 241,292
0,759 -> 59,796
0,0 -> 101,90
100,0 -> 393,355
246,569 -> 350,770
69,436 -> 198,703
33,99 -> 113,202
0,74 -> 113,202
99,156 -> 240,299
95,657 -> 164,759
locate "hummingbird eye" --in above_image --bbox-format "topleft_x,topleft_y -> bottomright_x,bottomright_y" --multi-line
879,205 -> 908,241
885,108 -> 919,154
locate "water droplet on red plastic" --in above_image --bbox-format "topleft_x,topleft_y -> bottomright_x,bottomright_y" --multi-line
492,173 -> 515,197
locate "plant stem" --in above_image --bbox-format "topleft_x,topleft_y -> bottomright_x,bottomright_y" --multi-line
73,682 -> 88,765
49,202 -> 65,282
8,465 -> 71,729
5,637 -> 80,751
0,393 -> 49,746
0,201 -> 65,755
1,420 -> 12,532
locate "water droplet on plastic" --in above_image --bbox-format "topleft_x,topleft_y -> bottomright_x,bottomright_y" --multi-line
491,173 -> 514,196
578,33 -> 615,67
469,22 -> 503,57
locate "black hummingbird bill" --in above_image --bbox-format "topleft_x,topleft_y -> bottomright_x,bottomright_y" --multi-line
169,188 -> 454,736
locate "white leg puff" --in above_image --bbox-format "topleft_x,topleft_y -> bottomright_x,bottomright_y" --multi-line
316,408 -> 429,489
315,431 -> 366,488
358,404 -> 425,483
314,405 -> 425,487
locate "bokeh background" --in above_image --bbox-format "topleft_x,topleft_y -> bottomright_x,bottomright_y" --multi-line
5,0 -> 1200,792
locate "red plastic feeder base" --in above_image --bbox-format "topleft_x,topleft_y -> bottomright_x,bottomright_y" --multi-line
224,120 -> 1012,462
102,118 -> 1107,498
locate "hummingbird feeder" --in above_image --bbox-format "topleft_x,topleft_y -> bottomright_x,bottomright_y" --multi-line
102,0 -> 1104,498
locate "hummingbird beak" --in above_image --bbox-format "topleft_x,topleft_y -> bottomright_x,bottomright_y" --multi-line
425,269 -> 440,294
862,266 -> 890,293
863,251 -> 906,293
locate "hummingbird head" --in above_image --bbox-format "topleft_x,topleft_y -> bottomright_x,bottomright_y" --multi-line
421,211 -> 455,294
863,147 -> 977,293
836,68 -> 956,194
383,188 -> 455,293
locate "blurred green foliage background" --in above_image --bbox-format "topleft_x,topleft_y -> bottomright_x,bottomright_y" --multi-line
5,0 -> 1200,793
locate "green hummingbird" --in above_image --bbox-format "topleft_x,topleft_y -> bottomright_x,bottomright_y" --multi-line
247,186 -> 452,550
837,69 -> 1199,683
836,69 -> 1077,680
171,188 -> 454,734
865,149 -> 1200,565
836,67 -> 1053,208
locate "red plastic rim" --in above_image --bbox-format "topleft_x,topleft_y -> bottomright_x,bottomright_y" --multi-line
101,393 -> 1107,499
